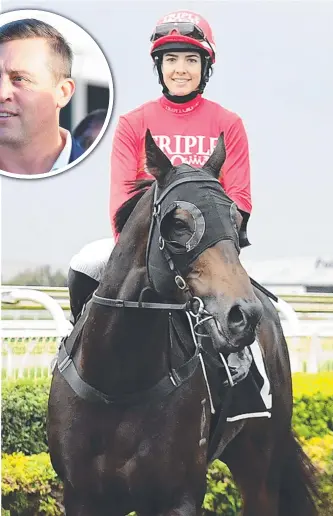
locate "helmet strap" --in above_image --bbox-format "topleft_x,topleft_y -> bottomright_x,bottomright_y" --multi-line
154,54 -> 212,104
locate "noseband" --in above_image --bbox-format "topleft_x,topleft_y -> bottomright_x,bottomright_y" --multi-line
93,172 -> 240,333
56,173 -> 262,409
91,174 -> 241,405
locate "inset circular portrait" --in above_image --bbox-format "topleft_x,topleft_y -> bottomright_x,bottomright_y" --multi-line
0,9 -> 114,179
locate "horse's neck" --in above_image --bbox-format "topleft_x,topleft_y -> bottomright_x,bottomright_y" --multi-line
80,264 -> 170,396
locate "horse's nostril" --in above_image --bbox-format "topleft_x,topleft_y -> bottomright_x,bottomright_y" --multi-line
227,304 -> 246,333
227,300 -> 262,337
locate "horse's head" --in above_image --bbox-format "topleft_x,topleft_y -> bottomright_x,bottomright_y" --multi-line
144,129 -> 263,352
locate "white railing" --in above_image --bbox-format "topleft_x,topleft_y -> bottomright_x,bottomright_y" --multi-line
1,288 -> 333,380
1,289 -> 71,381
1,288 -> 70,335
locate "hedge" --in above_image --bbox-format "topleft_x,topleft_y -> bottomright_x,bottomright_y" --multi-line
1,379 -> 49,455
300,435 -> 333,514
1,453 -> 63,516
2,436 -> 333,516
1,374 -> 333,514
2,374 -> 332,455
292,373 -> 333,439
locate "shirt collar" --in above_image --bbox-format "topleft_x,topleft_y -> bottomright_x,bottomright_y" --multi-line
51,129 -> 72,171
160,94 -> 203,114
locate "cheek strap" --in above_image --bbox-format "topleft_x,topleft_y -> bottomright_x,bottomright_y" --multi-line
238,209 -> 251,248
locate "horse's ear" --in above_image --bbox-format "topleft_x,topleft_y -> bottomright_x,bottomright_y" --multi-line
202,132 -> 226,178
145,129 -> 172,181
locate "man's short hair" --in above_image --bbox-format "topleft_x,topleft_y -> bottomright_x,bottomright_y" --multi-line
0,18 -> 73,81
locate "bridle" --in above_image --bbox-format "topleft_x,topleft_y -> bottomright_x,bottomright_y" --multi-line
56,174 -> 264,411
93,173 -> 237,336
90,174 -> 242,404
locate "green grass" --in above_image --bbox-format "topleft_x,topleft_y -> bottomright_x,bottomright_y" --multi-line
2,361 -> 333,382
285,336 -> 333,350
318,361 -> 333,372
2,338 -> 58,355
2,336 -> 332,355
2,366 -> 52,381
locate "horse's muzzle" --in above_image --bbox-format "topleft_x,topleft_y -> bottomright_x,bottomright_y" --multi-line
227,298 -> 263,347
204,297 -> 263,352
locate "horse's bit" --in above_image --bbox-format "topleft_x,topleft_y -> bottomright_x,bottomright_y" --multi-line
91,174 -> 249,410
56,174 -> 274,408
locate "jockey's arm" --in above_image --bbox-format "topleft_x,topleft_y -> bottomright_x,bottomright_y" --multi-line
220,117 -> 252,248
109,116 -> 148,239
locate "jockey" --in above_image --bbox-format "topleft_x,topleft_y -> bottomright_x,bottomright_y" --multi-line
68,9 -> 252,322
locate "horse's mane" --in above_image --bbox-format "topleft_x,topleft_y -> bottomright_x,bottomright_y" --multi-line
114,179 -> 155,234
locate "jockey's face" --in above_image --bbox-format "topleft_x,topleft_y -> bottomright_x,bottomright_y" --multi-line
161,51 -> 201,96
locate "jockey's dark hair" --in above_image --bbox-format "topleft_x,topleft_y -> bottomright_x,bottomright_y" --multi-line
0,18 -> 73,81
114,180 -> 154,234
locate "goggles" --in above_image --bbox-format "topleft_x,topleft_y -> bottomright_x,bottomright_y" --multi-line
150,22 -> 206,43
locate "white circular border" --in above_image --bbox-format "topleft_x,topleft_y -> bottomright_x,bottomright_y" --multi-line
0,8 -> 114,180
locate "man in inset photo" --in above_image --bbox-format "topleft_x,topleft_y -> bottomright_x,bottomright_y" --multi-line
0,18 -> 84,176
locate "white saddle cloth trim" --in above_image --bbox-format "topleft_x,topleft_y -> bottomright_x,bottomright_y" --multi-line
70,238 -> 115,282
249,339 -> 272,410
227,411 -> 271,422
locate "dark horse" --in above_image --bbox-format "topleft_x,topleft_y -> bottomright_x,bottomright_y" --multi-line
47,130 -> 317,516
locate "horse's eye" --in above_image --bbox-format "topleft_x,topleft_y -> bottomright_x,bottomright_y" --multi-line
174,218 -> 187,230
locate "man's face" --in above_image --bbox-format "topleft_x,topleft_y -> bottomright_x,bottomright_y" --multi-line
0,38 -> 61,146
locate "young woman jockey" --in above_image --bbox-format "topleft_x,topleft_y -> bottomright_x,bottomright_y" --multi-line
68,9 -> 252,321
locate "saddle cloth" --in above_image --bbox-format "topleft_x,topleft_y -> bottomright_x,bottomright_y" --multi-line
225,340 -> 272,422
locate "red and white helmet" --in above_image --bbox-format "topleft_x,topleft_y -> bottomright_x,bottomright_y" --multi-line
150,10 -> 216,64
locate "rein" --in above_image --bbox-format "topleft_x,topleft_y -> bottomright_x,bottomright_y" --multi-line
56,172 -> 277,416
92,292 -> 189,311
56,295 -> 210,408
